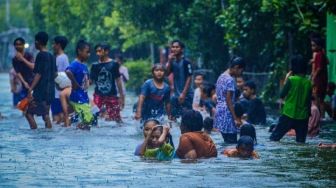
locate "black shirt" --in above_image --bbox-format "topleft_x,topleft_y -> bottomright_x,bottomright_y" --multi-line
247,98 -> 266,125
33,51 -> 57,103
90,61 -> 120,96
12,52 -> 34,84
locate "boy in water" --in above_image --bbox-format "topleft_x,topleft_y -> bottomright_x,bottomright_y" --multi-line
192,72 -> 205,111
223,136 -> 259,159
66,40 -> 94,130
166,40 -> 193,119
90,43 -> 124,122
26,32 -> 57,129
270,55 -> 312,143
135,64 -> 172,122
242,81 -> 266,125
51,36 -> 69,124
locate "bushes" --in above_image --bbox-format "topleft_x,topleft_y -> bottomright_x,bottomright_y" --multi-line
124,59 -> 152,93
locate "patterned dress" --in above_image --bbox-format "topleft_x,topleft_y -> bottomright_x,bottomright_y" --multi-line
215,72 -> 237,134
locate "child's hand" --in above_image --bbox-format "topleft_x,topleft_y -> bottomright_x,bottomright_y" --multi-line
163,125 -> 170,133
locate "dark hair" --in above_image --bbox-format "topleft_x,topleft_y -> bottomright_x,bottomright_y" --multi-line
194,72 -> 205,79
152,126 -> 174,148
237,136 -> 254,151
54,36 -> 68,50
151,63 -> 166,74
13,37 -> 25,45
76,39 -> 90,55
240,124 -> 257,144
290,54 -> 307,75
181,110 -> 203,132
327,82 -> 336,92
229,55 -> 245,68
201,82 -> 216,98
115,54 -> 124,62
35,31 -> 48,46
143,119 -> 160,127
310,33 -> 325,49
234,102 -> 245,118
244,80 -> 257,92
94,43 -> 110,51
171,39 -> 185,49
203,117 -> 213,132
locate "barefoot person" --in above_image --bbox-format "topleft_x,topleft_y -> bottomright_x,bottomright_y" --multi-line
26,32 -> 57,129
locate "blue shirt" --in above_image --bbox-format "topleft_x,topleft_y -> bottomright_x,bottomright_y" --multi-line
66,60 -> 89,104
140,79 -> 170,121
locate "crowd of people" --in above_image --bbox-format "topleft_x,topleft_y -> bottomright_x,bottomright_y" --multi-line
6,31 -> 336,161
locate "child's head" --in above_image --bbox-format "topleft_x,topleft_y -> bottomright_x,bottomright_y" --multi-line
201,82 -> 215,100
236,136 -> 254,158
290,54 -> 307,75
243,81 -> 256,99
234,102 -> 245,119
310,35 -> 324,52
236,76 -> 245,91
143,119 -> 160,138
203,117 -> 213,133
35,31 -> 48,50
152,64 -> 166,81
95,43 -> 110,60
76,40 -> 90,61
240,124 -> 257,144
180,110 -> 203,134
53,36 -> 68,53
13,37 -> 25,52
148,125 -> 174,148
229,56 -> 245,77
170,39 -> 185,56
194,72 -> 205,88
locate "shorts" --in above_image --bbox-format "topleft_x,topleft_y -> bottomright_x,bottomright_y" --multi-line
93,93 -> 121,121
70,102 -> 94,125
27,100 -> 50,116
51,98 -> 63,115
270,115 -> 308,143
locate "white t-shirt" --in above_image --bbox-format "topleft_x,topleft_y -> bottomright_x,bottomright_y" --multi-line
119,65 -> 129,95
193,87 -> 201,109
55,54 -> 69,98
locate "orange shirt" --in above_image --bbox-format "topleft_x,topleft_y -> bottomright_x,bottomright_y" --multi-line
176,131 -> 217,159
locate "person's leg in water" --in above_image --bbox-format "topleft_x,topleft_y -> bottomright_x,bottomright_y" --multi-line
170,95 -> 181,119
70,102 -> 94,130
105,96 -> 122,123
270,115 -> 293,141
25,112 -> 37,129
293,118 -> 308,143
60,87 -> 71,127
42,113 -> 52,129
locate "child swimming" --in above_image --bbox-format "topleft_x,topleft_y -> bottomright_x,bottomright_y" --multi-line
223,136 -> 259,159
138,125 -> 175,161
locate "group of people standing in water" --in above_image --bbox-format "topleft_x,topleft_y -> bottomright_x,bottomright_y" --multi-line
6,31 -> 336,160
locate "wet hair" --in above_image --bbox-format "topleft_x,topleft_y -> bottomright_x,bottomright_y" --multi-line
234,102 -> 245,118
201,82 -> 216,98
240,124 -> 257,144
152,126 -> 174,148
35,31 -> 48,46
237,136 -> 254,151
290,54 -> 307,75
194,72 -> 205,79
171,39 -> 185,49
181,110 -> 203,132
151,63 -> 166,74
143,119 -> 160,127
244,80 -> 257,92
229,55 -> 245,68
54,36 -> 68,50
203,117 -> 213,132
13,37 -> 25,45
76,39 -> 90,55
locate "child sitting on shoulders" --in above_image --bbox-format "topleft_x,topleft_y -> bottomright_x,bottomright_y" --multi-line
139,125 -> 175,161
223,136 -> 259,159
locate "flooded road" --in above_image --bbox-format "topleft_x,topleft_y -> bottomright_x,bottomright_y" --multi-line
0,73 -> 336,187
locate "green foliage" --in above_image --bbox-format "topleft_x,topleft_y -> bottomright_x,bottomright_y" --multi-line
124,59 -> 152,91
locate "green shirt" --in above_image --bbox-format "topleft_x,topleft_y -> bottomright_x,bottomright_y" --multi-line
144,143 -> 175,161
280,75 -> 312,119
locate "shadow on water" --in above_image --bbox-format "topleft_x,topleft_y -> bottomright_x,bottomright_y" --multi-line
0,73 -> 336,187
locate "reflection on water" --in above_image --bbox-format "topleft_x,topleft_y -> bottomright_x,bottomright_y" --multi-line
0,73 -> 336,187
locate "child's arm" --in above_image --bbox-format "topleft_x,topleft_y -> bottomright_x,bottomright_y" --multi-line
16,52 -> 34,70
252,151 -> 260,159
157,126 -> 169,145
116,77 -> 125,109
16,73 -> 30,89
139,127 -> 154,156
28,73 -> 41,97
179,76 -> 192,104
135,95 -> 145,120
225,91 -> 241,126
65,70 -> 80,90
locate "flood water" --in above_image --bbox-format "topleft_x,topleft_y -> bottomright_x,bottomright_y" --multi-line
0,73 -> 336,187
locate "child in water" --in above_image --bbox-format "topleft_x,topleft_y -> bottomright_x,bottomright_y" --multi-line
134,119 -> 159,156
139,125 -> 175,161
223,136 -> 259,159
